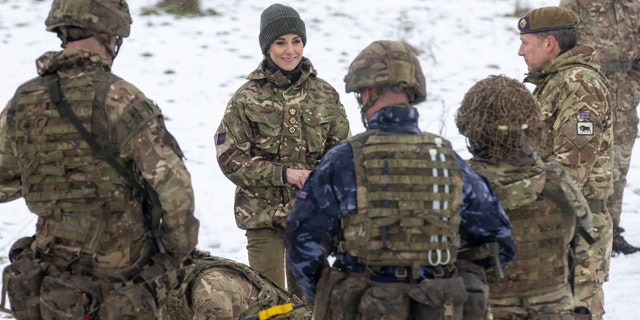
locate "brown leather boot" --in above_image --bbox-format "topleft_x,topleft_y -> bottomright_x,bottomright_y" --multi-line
612,226 -> 640,255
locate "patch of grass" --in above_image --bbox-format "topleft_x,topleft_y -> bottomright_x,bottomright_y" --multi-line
139,1 -> 221,18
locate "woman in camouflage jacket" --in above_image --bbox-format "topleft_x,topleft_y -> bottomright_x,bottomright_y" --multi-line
214,3 -> 350,300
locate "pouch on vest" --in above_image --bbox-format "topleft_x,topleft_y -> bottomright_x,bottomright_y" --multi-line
455,260 -> 489,319
40,271 -> 102,320
160,291 -> 192,320
99,283 -> 157,320
3,255 -> 45,320
312,265 -> 334,320
134,253 -> 182,306
408,277 -> 468,320
318,270 -> 369,320
358,281 -> 412,319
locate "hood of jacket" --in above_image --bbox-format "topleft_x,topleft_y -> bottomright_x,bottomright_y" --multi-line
36,48 -> 111,77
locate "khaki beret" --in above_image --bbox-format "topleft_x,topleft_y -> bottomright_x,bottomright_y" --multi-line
518,6 -> 578,34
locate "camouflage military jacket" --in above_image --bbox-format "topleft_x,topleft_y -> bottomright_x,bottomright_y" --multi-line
0,49 -> 199,266
215,57 -> 350,230
561,0 -> 640,65
523,45 -> 613,201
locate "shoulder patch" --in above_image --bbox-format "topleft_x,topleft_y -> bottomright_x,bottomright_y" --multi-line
577,122 -> 594,135
216,131 -> 226,145
119,98 -> 161,131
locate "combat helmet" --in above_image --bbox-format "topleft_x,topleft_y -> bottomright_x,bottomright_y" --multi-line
344,40 -> 426,126
455,75 -> 542,162
45,0 -> 132,57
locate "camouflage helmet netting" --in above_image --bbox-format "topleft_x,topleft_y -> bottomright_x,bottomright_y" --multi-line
45,0 -> 132,37
344,40 -> 427,104
455,75 -> 542,161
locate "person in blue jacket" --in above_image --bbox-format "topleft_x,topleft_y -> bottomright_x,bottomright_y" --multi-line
285,40 -> 515,320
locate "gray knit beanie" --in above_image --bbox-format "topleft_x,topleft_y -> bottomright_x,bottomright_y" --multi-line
259,3 -> 306,55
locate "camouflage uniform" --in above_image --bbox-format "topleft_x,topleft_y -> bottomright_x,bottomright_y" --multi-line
469,160 -> 592,319
215,57 -> 350,296
523,44 -> 613,319
456,74 -> 594,319
161,251 -> 310,320
0,4 -> 199,317
560,0 -> 640,255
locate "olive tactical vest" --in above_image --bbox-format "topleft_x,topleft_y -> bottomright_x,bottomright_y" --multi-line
340,130 -> 463,276
479,164 -> 572,296
6,71 -> 158,256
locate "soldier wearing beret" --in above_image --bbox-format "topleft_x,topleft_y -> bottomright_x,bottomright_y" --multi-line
517,6 -> 613,320
560,0 -> 640,256
215,3 -> 350,300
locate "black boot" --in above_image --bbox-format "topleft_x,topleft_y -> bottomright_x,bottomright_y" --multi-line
612,226 -> 640,255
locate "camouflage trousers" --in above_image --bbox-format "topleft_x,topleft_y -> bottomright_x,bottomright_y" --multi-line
573,211 -> 613,320
246,228 -> 303,299
489,283 -> 574,320
605,70 -> 640,228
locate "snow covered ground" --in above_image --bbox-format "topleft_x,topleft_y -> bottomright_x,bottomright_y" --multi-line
1,0 -> 639,318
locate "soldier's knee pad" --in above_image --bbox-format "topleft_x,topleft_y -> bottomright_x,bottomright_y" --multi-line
98,284 -> 157,320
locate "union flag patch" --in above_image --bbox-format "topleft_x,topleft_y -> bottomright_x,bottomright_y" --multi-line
216,131 -> 226,145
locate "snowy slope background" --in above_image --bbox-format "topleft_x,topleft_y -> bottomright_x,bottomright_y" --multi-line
1,0 -> 639,318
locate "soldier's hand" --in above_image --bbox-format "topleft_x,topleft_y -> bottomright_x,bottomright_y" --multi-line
286,168 -> 311,189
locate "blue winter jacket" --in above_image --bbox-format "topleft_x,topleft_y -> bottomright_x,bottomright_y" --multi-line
285,106 -> 515,305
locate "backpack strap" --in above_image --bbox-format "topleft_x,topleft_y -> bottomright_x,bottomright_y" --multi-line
540,163 -> 595,246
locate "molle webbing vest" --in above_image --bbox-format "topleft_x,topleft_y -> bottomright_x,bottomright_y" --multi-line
162,255 -> 296,320
340,130 -> 463,278
7,72 -> 150,255
485,167 -> 570,296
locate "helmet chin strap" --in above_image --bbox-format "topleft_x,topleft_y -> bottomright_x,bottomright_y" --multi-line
358,89 -> 379,129
97,34 -> 123,61
113,36 -> 124,59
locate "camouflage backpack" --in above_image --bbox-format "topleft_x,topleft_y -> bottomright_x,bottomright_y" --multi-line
162,252 -> 309,320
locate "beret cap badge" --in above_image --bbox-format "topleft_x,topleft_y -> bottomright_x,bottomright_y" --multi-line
518,17 -> 529,31
518,6 -> 578,34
